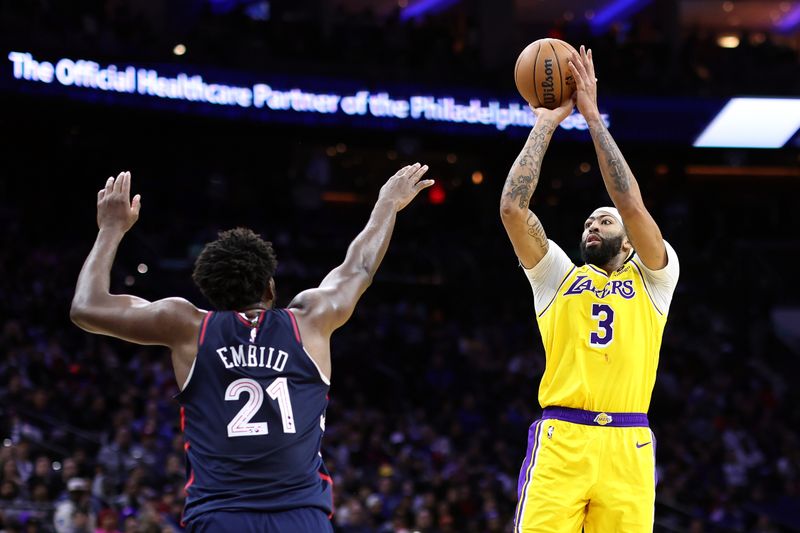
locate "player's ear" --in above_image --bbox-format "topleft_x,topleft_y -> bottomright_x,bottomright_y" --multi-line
264,278 -> 276,302
621,233 -> 633,253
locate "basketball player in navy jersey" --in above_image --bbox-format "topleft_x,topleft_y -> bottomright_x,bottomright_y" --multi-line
70,164 -> 433,532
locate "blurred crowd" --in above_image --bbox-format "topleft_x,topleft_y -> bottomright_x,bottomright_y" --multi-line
1,106 -> 800,532
1,0 -> 798,96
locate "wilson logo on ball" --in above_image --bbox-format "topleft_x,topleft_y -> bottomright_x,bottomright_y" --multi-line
514,38 -> 577,110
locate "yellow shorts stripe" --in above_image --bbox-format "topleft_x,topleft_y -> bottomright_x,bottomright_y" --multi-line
514,420 -> 545,531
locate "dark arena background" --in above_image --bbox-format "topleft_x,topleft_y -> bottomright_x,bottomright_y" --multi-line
2,1 -> 800,532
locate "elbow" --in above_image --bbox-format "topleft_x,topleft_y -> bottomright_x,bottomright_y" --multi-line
69,299 -> 95,330
69,303 -> 88,328
500,198 -> 524,222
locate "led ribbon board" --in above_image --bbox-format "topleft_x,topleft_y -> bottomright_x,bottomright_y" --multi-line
4,50 -> 611,136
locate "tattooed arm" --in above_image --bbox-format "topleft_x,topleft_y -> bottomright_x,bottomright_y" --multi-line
569,45 -> 667,269
500,99 -> 574,268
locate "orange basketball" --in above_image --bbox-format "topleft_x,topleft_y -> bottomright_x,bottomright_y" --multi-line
514,38 -> 577,109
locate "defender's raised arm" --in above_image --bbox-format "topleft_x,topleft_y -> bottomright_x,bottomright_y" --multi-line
70,172 -> 201,349
288,163 -> 433,341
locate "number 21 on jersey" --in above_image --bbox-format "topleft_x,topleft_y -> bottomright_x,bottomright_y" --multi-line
225,377 -> 296,437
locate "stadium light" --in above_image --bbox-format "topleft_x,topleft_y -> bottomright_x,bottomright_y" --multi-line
694,97 -> 800,149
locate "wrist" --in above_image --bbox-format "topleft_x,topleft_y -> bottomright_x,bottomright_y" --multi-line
97,226 -> 126,241
584,115 -> 604,128
375,195 -> 399,213
533,115 -> 558,131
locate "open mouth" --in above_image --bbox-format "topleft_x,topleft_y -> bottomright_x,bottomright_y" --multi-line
586,235 -> 601,245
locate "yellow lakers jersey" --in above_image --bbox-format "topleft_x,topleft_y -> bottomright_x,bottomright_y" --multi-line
533,246 -> 676,413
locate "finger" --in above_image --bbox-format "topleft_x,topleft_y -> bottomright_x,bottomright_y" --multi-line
122,171 -> 131,199
410,164 -> 429,181
98,189 -> 106,201
570,50 -> 589,81
105,176 -> 115,194
394,165 -> 411,178
587,48 -> 595,79
414,179 -> 435,192
568,61 -> 585,91
113,171 -> 126,193
406,162 -> 421,177
131,194 -> 142,217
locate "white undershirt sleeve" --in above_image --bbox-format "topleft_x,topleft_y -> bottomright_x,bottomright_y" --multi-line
632,240 -> 680,314
522,240 -> 575,315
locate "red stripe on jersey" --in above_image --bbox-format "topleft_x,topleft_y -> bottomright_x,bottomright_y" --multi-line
180,407 -> 186,432
184,469 -> 195,494
235,312 -> 252,327
286,309 -> 302,343
319,472 -> 335,518
198,312 -> 213,346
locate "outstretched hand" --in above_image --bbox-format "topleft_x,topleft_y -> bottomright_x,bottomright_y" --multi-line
379,163 -> 434,212
568,45 -> 601,123
97,171 -> 141,233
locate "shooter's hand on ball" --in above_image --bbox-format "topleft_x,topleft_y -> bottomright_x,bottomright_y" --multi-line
531,95 -> 575,125
568,45 -> 600,123
96,171 -> 141,233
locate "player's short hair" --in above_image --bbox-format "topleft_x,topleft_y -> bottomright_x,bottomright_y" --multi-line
192,228 -> 278,311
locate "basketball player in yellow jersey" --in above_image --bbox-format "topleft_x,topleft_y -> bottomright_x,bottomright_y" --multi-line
500,46 -> 679,532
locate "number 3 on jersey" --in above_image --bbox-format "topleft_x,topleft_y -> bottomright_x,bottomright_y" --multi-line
589,303 -> 615,347
225,377 -> 296,437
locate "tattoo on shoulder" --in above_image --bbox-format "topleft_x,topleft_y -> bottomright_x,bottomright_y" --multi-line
526,212 -> 547,248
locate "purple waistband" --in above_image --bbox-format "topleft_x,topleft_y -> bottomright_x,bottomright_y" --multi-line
543,406 -> 649,427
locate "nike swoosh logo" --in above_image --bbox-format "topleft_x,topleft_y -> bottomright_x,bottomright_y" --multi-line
636,441 -> 652,448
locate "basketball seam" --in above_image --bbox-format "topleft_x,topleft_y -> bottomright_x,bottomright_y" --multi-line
532,43 -> 541,107
549,41 -> 562,106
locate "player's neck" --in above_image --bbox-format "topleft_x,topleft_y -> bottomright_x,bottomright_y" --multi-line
239,302 -> 273,317
598,263 -> 619,275
597,250 -> 633,274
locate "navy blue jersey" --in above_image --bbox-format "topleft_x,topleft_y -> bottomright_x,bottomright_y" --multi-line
177,309 -> 332,524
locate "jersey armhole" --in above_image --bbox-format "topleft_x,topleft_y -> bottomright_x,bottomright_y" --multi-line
181,311 -> 212,394
285,309 -> 330,386
630,260 -> 664,316
285,309 -> 303,343
197,311 -> 213,346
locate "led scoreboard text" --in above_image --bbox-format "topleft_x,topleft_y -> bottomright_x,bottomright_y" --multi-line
6,51 -> 608,132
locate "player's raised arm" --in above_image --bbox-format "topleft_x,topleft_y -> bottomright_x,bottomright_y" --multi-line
70,172 -> 202,348
500,99 -> 574,269
288,163 -> 433,336
569,46 -> 667,270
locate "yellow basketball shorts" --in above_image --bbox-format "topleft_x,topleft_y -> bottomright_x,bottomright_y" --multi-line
514,407 -> 657,533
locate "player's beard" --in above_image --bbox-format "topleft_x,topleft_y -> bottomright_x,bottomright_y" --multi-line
580,233 -> 624,266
